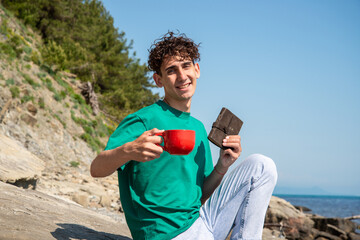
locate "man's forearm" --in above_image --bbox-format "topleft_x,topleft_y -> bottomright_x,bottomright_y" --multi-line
201,165 -> 227,204
90,146 -> 129,178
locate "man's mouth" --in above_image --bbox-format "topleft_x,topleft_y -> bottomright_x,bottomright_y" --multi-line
177,83 -> 191,89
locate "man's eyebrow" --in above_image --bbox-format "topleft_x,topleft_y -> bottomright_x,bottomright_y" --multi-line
165,65 -> 176,71
164,61 -> 192,71
182,61 -> 192,65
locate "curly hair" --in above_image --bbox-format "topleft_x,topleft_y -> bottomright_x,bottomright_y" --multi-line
148,31 -> 201,75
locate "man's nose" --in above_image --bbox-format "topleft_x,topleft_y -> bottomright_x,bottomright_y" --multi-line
177,68 -> 187,81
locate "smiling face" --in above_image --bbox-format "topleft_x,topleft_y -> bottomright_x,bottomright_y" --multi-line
153,56 -> 200,112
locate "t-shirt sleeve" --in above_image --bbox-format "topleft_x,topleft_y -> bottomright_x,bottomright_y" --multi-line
104,113 -> 147,171
202,126 -> 214,178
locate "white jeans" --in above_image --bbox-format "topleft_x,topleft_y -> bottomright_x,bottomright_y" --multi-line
173,154 -> 278,240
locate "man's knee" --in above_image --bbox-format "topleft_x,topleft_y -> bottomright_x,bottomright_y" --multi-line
246,154 -> 278,185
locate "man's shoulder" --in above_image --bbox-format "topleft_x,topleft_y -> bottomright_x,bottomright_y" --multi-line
131,101 -> 162,117
189,114 -> 204,125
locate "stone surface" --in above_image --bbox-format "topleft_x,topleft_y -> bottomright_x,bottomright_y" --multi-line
262,228 -> 285,239
20,112 -> 37,126
349,232 -> 360,240
0,133 -> 44,183
0,181 -> 131,240
265,196 -> 315,239
312,216 -> 357,234
26,102 -> 37,116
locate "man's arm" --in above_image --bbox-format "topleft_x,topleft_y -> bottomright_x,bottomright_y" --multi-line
201,135 -> 242,204
90,128 -> 164,178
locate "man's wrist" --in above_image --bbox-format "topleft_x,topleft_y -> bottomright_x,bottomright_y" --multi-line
214,164 -> 227,176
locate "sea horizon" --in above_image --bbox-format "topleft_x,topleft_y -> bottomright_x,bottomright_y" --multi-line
273,193 -> 360,227
274,193 -> 360,199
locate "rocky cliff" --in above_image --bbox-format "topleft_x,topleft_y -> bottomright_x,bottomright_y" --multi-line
1,5 -> 131,239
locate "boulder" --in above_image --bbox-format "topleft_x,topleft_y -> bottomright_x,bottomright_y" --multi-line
349,232 -> 360,240
0,181 -> 132,240
265,196 -> 315,239
312,216 -> 357,235
0,134 -> 44,187
20,112 -> 37,126
26,102 -> 38,116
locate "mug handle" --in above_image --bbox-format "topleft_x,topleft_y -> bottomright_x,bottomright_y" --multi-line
155,132 -> 165,150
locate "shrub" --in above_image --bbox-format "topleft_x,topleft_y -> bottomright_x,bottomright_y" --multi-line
31,51 -> 41,65
37,72 -> 47,79
69,161 -> 80,167
44,78 -> 55,92
53,113 -> 66,128
0,42 -> 16,60
21,94 -> 34,103
71,93 -> 86,105
23,46 -> 32,55
10,86 -> 20,98
38,97 -> 45,109
53,92 -> 62,102
6,78 -> 15,86
40,40 -> 67,71
23,74 -> 40,89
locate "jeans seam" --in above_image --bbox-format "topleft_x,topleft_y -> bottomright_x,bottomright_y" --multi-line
238,190 -> 250,238
217,179 -> 250,213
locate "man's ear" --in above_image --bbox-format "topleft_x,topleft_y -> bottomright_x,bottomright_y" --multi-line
195,62 -> 200,79
153,73 -> 163,87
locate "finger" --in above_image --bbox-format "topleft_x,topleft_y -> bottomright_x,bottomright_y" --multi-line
146,135 -> 163,144
141,151 -> 159,162
140,146 -> 163,160
223,135 -> 240,143
222,141 -> 241,149
147,128 -> 164,135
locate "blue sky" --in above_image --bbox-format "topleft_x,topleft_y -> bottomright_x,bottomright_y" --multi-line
101,0 -> 360,196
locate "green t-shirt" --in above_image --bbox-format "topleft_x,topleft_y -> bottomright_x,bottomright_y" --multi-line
105,100 -> 213,240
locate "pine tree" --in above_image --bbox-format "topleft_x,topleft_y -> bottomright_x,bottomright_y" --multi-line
2,0 -> 159,120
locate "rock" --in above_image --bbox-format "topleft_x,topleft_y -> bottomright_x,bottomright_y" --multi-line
72,193 -> 88,207
314,230 -> 342,240
262,228 -> 285,239
349,232 -> 360,240
0,99 -> 12,123
327,224 -> 347,238
0,181 -> 131,240
294,205 -> 312,212
265,196 -> 315,239
312,216 -> 357,234
26,102 -> 38,116
100,195 -> 112,208
20,112 -> 37,126
0,134 -> 44,186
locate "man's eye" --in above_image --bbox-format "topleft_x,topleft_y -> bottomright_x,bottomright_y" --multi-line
167,69 -> 174,74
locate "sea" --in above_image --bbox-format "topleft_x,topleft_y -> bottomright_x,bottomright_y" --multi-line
274,194 -> 360,228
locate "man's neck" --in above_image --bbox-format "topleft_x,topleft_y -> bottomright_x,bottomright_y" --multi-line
163,98 -> 191,113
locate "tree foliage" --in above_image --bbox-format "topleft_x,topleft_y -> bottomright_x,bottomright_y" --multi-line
2,0 -> 159,120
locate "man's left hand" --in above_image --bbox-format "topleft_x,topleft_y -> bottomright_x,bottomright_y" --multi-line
216,135 -> 242,174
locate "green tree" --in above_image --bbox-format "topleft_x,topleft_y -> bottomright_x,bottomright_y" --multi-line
2,0 -> 159,120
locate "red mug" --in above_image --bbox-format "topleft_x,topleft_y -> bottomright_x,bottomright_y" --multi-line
155,130 -> 195,155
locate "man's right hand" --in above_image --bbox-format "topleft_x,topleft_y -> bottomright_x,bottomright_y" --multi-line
122,128 -> 164,162
90,128 -> 164,178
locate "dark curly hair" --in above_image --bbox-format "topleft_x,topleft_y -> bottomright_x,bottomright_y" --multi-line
148,31 -> 201,75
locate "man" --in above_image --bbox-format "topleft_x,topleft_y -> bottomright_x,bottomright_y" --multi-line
90,32 -> 277,240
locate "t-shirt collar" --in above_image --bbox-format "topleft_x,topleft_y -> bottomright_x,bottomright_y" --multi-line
157,100 -> 191,119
